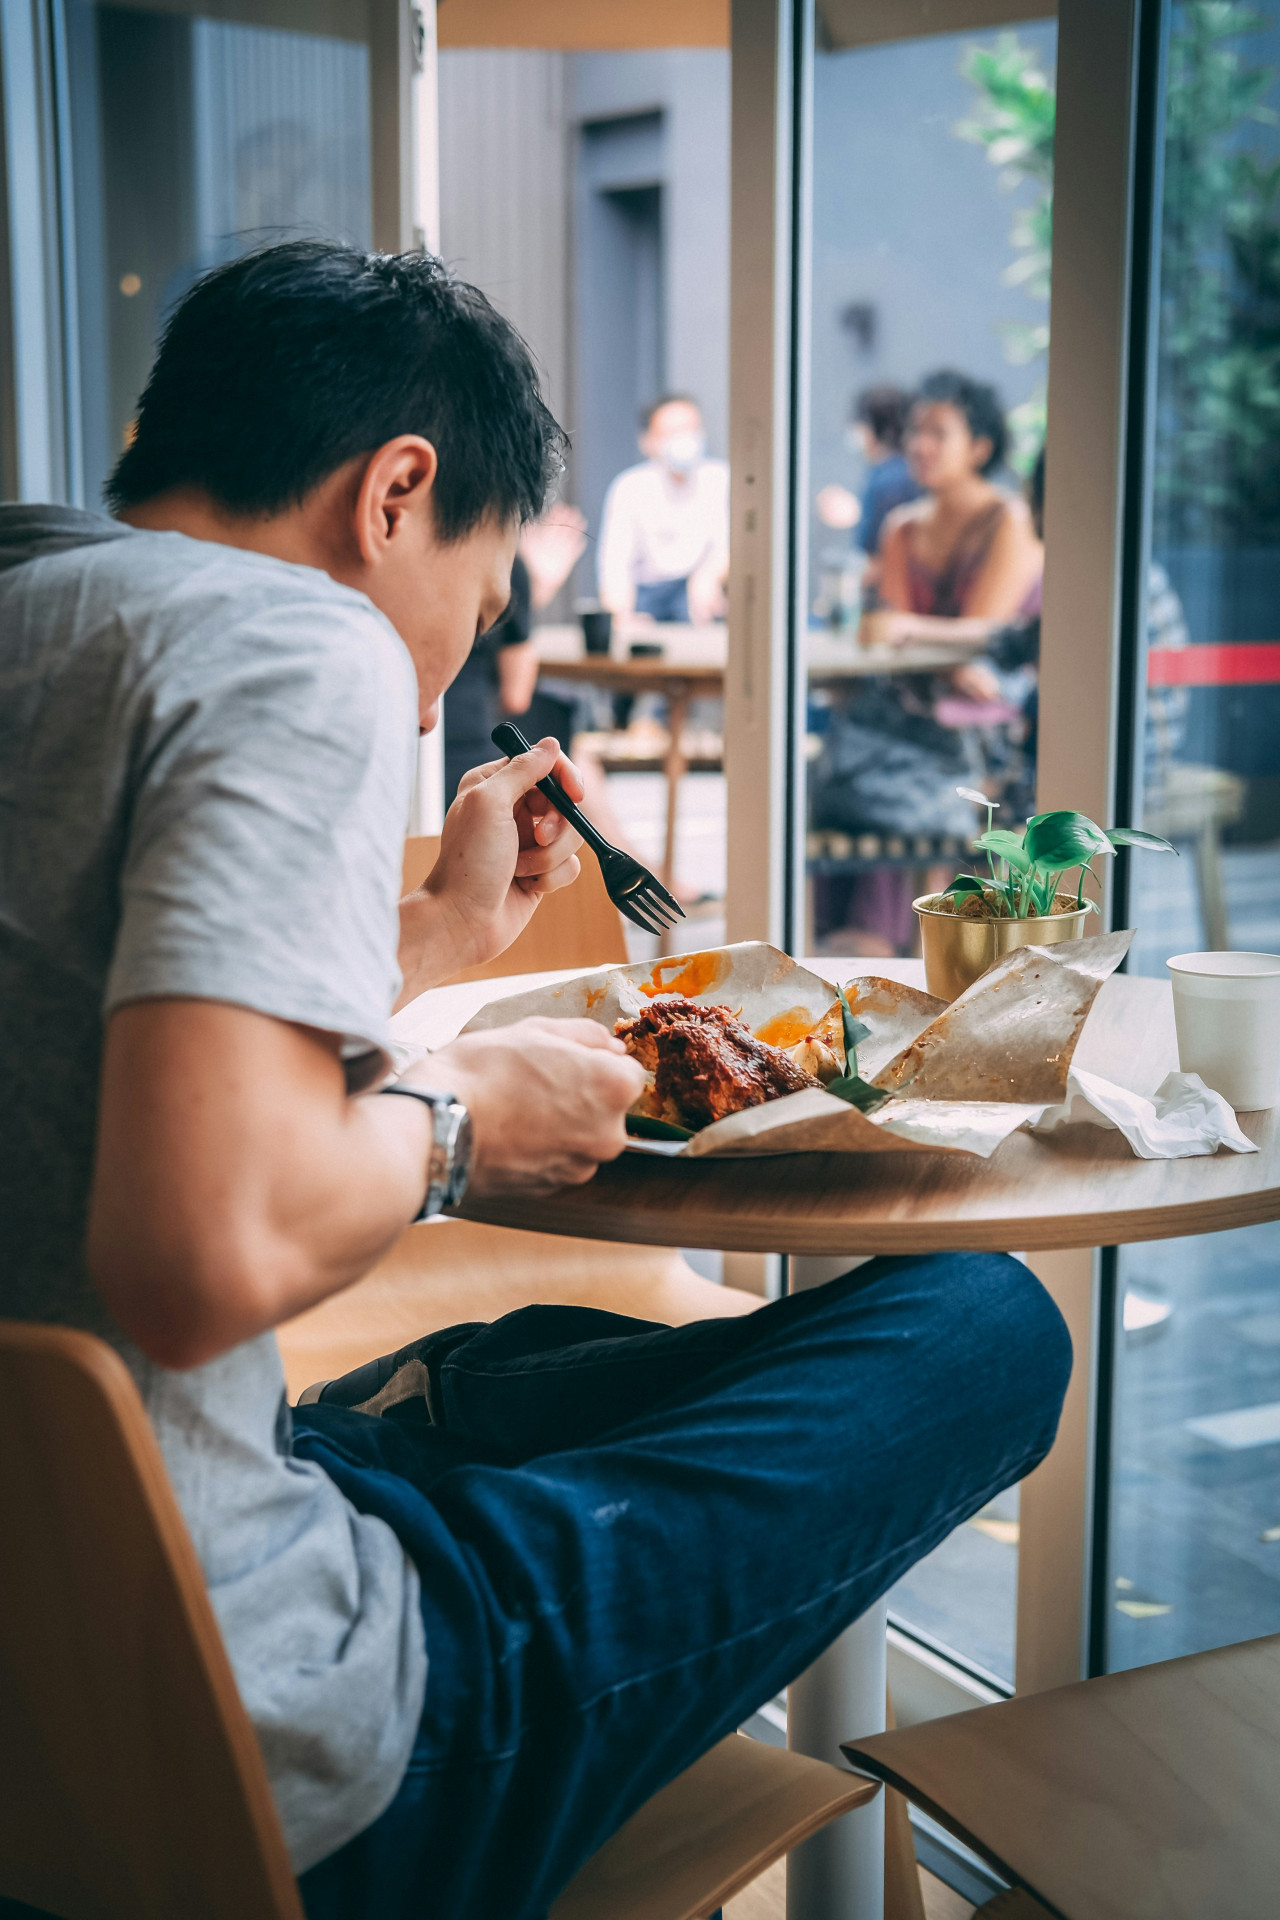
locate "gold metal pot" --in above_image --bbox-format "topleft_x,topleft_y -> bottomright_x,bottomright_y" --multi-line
913,893 -> 1092,1002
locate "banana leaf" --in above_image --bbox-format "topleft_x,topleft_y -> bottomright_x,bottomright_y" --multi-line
826,987 -> 888,1113
626,1113 -> 694,1141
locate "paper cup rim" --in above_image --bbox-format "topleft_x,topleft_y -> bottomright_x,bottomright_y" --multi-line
1166,950 -> 1280,979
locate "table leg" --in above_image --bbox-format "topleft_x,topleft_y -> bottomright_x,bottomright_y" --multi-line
660,685 -> 689,953
787,1601 -> 887,1920
786,1250 -> 885,1920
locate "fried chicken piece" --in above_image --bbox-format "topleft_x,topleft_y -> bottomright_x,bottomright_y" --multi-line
615,998 -> 818,1130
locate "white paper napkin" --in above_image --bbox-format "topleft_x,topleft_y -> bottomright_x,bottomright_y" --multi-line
1030,1066 -> 1257,1159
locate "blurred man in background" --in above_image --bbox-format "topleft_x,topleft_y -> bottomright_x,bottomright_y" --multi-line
444,507 -> 588,803
851,383 -> 920,558
598,394 -> 728,625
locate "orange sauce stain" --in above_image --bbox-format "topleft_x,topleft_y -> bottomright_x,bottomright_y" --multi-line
583,985 -> 607,1011
754,1006 -> 819,1048
639,950 -> 729,999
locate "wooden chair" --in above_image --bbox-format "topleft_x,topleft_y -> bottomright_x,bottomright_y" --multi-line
844,1631 -> 1280,1919
403,834 -> 628,983
0,1320 -> 872,1920
278,1217 -> 761,1404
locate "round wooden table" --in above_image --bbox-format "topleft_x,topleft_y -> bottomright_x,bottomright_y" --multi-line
390,957 -> 1280,1920
437,968 -> 1279,1257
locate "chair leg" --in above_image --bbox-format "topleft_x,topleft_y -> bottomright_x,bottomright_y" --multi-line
883,1689 -> 925,1920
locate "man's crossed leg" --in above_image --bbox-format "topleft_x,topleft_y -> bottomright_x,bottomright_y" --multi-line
293,1251 -> 1071,1920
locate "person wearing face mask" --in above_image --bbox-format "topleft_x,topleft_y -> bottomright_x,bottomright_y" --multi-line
597,394 -> 730,626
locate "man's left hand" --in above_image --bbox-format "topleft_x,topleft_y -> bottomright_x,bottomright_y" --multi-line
397,736 -> 584,1002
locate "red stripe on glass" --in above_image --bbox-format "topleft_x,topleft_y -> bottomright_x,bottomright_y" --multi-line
1147,643 -> 1280,687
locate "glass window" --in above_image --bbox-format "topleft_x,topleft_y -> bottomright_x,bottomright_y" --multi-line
1108,0 -> 1280,1673
62,0 -> 372,508
799,4 -> 1057,1687
437,47 -> 731,958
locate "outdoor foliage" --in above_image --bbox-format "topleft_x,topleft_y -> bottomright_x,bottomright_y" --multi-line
955,34 -> 1055,366
1157,2 -> 1280,543
955,33 -> 1055,468
957,5 -> 1280,531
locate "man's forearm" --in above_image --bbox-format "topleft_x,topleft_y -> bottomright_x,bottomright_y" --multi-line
396,885 -> 479,1005
88,1001 -> 432,1369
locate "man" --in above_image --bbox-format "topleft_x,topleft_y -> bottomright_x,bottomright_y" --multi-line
597,393 -> 729,625
852,383 -> 921,558
0,242 -> 1071,1920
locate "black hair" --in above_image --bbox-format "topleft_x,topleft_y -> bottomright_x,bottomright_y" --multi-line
913,369 -> 1008,476
107,242 -> 565,539
852,383 -> 910,452
639,392 -> 700,431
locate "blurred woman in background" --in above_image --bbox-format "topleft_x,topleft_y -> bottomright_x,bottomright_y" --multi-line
877,368 -> 1042,658
811,370 -> 1042,955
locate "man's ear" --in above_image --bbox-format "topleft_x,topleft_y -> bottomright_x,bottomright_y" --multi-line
971,435 -> 994,475
353,435 -> 439,565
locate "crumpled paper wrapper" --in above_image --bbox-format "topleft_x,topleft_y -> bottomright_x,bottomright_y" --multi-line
1030,1066 -> 1257,1159
461,931 -> 1133,1160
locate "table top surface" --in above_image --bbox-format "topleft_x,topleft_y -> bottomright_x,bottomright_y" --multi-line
532,622 -> 982,684
392,957 -> 1280,1257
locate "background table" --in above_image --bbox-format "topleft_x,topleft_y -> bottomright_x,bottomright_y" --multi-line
531,623 -> 987,901
392,957 -> 1280,1920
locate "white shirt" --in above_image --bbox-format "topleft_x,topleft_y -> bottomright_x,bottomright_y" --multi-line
597,457 -> 730,613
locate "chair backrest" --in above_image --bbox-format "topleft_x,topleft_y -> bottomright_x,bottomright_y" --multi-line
0,1321 -> 302,1920
403,835 -> 629,982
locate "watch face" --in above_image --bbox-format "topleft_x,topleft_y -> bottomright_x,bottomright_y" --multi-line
449,1108 -> 475,1204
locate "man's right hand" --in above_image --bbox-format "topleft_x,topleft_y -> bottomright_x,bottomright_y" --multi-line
406,1017 -> 646,1195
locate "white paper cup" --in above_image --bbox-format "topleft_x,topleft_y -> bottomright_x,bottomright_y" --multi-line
1166,952 -> 1280,1111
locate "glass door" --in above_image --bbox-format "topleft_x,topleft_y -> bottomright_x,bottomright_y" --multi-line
796,0 -> 1058,1690
60,0 -> 378,510
1106,0 -> 1280,1676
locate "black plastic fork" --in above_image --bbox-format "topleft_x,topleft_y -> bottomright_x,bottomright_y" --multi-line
491,721 -> 685,937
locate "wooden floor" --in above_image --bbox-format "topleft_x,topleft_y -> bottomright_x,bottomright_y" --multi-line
724,1858 -> 974,1920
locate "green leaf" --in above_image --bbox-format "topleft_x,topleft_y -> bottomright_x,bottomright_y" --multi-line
825,1074 -> 889,1115
1106,827 -> 1179,855
941,873 -> 988,897
836,985 -> 871,1072
1023,810 -> 1113,871
828,987 -> 886,1111
626,1113 -> 693,1142
973,828 -> 1032,873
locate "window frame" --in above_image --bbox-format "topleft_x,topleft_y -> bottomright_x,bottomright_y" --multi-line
728,0 -> 1155,1706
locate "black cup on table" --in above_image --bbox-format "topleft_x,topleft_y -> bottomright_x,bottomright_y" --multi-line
579,607 -> 613,655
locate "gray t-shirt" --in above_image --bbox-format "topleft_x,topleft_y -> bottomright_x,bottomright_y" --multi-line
0,506 -> 428,1871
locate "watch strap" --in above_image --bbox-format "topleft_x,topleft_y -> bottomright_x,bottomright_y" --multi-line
380,1085 -> 469,1221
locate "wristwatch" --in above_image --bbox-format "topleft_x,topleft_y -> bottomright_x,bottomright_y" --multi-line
380,1086 -> 474,1221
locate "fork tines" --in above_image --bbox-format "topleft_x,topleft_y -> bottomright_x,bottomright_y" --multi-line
614,867 -> 684,936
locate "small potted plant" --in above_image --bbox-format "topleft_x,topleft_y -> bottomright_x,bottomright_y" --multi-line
914,788 -> 1176,1001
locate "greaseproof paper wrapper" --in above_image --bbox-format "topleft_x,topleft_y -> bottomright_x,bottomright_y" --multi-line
461,932 -> 1132,1159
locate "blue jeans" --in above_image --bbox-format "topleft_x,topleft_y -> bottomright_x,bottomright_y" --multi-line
635,575 -> 689,622
292,1252 -> 1070,1920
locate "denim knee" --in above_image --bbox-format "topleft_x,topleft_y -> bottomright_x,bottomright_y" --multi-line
943,1251 -> 1072,1466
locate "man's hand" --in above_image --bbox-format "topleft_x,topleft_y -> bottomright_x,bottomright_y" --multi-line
408,1017 -> 645,1194
398,736 -> 585,1003
687,559 -> 727,626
